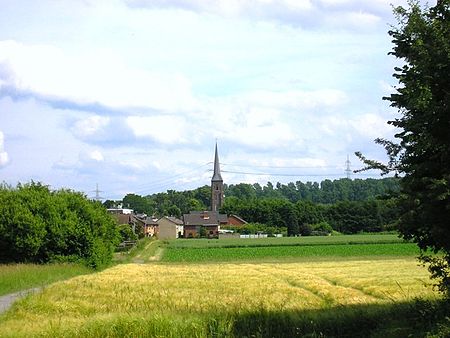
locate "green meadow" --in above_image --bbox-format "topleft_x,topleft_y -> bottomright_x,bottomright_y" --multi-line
0,263 -> 93,297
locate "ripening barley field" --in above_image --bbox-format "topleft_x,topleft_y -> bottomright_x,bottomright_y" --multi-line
0,257 -> 436,337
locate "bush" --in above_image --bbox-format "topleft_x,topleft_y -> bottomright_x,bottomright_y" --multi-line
0,182 -> 120,269
222,223 -> 287,236
117,224 -> 137,242
311,222 -> 333,234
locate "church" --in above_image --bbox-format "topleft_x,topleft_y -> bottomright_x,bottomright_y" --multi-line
182,143 -> 229,238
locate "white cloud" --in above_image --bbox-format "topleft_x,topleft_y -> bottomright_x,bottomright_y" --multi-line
126,115 -> 188,144
71,116 -> 111,138
243,89 -> 348,111
0,131 -> 9,167
88,150 -> 104,162
350,113 -> 395,138
124,0 -> 407,30
0,40 -> 196,112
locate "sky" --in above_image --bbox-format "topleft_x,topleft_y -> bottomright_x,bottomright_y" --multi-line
0,0 -> 431,200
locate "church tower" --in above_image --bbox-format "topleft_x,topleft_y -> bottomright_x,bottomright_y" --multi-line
211,142 -> 224,212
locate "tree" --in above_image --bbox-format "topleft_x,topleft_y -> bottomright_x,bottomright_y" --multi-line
0,182 -> 120,269
358,1 -> 450,295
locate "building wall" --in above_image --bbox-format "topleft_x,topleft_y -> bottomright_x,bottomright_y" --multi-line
176,225 -> 184,238
144,225 -> 158,237
158,218 -> 177,240
227,215 -> 246,226
204,226 -> 219,238
184,225 -> 200,238
211,181 -> 224,212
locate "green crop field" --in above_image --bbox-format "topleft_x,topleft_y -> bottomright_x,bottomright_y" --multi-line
165,233 -> 405,249
160,234 -> 417,263
161,242 -> 420,263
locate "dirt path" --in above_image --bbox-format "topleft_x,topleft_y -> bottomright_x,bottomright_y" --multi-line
132,240 -> 164,263
0,288 -> 41,315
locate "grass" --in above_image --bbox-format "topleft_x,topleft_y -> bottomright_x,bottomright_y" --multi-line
0,263 -> 93,296
0,258 -> 439,337
113,237 -> 152,264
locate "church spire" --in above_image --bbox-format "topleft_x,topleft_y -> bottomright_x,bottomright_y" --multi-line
211,142 -> 223,182
211,142 -> 224,212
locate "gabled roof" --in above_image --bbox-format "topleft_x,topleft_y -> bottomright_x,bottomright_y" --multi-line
159,216 -> 184,225
145,217 -> 159,225
183,211 -> 227,226
229,214 -> 247,224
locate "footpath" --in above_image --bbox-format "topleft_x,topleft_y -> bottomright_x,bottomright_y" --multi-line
0,288 -> 41,315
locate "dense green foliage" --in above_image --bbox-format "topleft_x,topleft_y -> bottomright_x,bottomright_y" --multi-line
358,1 -> 450,296
107,185 -> 211,216
117,224 -> 137,242
223,222 -> 287,236
225,177 -> 399,204
105,178 -> 399,217
222,197 -> 400,235
0,182 -> 120,269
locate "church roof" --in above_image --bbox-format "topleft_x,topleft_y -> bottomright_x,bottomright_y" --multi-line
211,142 -> 223,182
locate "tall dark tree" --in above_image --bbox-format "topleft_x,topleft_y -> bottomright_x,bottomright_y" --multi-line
358,1 -> 450,295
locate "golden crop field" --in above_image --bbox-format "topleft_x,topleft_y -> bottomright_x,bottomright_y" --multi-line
0,258 -> 435,337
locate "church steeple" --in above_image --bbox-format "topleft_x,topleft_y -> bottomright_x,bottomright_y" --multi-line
211,142 -> 224,212
212,142 -> 223,182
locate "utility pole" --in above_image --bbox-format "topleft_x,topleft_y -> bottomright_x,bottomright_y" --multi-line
345,155 -> 352,179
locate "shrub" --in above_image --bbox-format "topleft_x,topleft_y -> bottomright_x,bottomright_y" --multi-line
0,182 -> 120,269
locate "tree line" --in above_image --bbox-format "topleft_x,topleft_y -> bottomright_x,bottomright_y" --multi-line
222,197 -> 399,236
104,177 -> 400,235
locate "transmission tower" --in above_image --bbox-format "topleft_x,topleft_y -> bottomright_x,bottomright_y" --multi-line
345,155 -> 352,179
93,183 -> 104,201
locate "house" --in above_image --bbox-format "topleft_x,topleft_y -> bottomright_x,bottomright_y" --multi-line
227,214 -> 247,226
107,208 -> 134,226
158,216 -> 184,240
183,211 -> 228,238
143,217 -> 159,237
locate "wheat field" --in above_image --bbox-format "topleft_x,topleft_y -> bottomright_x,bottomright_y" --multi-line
0,258 -> 435,337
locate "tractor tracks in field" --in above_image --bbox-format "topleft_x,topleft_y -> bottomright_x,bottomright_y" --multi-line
132,240 -> 164,264
249,265 -> 385,307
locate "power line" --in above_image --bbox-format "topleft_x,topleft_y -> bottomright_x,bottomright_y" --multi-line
221,170 -> 346,177
103,163 -> 212,198
221,163 -> 341,169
